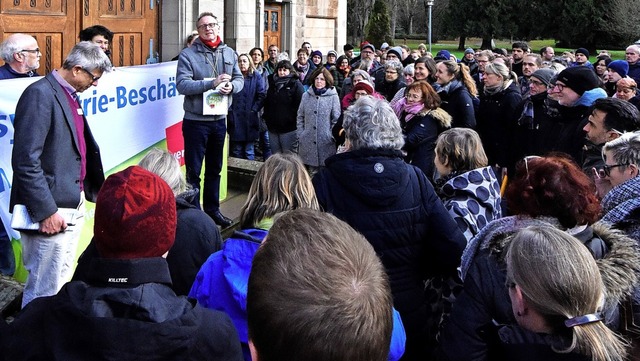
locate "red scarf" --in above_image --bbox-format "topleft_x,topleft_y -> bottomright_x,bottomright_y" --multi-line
201,36 -> 221,50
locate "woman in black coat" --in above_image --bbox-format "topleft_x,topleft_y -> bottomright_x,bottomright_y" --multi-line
434,60 -> 478,129
263,60 -> 304,154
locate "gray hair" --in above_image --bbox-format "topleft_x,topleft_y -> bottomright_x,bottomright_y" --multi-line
403,63 -> 415,77
62,41 -> 112,73
343,96 -> 404,151
350,69 -> 372,83
0,33 -> 36,63
138,148 -> 188,196
484,61 -> 517,82
384,60 -> 403,76
602,131 -> 640,166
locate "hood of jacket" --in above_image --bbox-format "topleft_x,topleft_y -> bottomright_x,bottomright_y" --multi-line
438,166 -> 501,214
417,107 -> 452,128
462,216 -> 640,312
574,87 -> 608,107
322,148 -> 415,208
305,85 -> 338,97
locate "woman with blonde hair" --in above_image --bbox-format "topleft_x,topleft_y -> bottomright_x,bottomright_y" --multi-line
189,153 -> 319,360
501,225 -> 628,360
434,60 -> 478,128
476,61 -> 522,169
228,53 -> 266,159
434,128 -> 502,241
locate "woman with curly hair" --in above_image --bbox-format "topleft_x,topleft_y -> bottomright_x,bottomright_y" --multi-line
437,154 -> 640,361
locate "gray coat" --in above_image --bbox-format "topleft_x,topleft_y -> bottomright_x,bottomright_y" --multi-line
296,87 -> 341,167
176,38 -> 244,121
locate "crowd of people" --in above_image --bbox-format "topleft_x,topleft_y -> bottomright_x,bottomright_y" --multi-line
2,10 -> 640,360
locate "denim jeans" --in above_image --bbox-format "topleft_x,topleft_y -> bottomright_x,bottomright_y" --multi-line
259,130 -> 272,159
231,141 -> 255,160
182,119 -> 226,213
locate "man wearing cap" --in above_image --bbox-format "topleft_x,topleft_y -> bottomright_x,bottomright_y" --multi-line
352,43 -> 383,81
606,60 -> 630,96
434,50 -> 451,62
548,66 -> 607,163
513,68 -> 562,165
3,166 -> 244,360
582,97 -> 640,172
626,44 -> 640,83
572,48 -> 593,69
511,41 -> 529,78
460,48 -> 478,76
324,50 -> 338,70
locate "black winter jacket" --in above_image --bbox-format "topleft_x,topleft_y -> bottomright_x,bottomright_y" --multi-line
263,74 -> 304,133
438,80 -> 477,129
3,258 -> 243,361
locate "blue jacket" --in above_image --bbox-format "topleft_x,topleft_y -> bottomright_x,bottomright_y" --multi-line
189,228 -> 407,361
228,72 -> 266,142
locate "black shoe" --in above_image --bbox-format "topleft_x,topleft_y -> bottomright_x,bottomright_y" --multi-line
208,210 -> 233,228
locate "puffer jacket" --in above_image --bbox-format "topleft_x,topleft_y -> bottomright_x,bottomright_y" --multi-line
435,166 -> 502,242
437,79 -> 477,129
401,107 -> 451,180
314,148 -> 466,360
176,37 -> 244,121
263,74 -> 304,134
296,86 -> 341,167
438,216 -> 640,361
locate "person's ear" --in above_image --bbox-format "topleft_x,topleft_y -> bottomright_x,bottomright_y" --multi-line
249,339 -> 259,361
512,285 -> 528,317
629,163 -> 639,178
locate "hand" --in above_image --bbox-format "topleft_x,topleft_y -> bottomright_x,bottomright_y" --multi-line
39,212 -> 67,235
213,74 -> 232,88
592,167 -> 612,199
218,81 -> 233,95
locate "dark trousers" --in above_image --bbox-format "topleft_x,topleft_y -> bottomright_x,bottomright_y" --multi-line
182,119 -> 226,213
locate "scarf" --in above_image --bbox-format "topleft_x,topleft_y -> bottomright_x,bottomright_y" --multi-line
274,73 -> 293,91
294,62 -> 309,82
313,86 -> 328,96
200,36 -> 221,50
391,96 -> 424,122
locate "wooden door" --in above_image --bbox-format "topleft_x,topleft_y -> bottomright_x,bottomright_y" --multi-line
0,0 -> 77,75
82,0 -> 159,67
263,4 -> 281,51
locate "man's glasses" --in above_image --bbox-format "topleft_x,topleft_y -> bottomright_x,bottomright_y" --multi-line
551,82 -> 565,92
529,79 -> 545,87
600,163 -> 629,177
197,23 -> 219,30
21,48 -> 40,54
80,67 -> 100,82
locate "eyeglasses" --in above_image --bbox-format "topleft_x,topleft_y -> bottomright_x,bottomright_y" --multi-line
80,67 -> 101,82
21,48 -> 40,54
361,50 -> 374,55
529,79 -> 545,87
405,93 -> 422,100
600,163 -> 629,177
197,23 -> 219,30
551,82 -> 565,92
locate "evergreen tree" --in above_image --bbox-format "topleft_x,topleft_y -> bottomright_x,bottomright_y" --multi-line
365,0 -> 393,47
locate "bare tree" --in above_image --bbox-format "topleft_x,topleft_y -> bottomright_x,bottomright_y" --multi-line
347,0 -> 376,44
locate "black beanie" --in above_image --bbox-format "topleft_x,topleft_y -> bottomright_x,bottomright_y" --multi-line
556,66 -> 600,96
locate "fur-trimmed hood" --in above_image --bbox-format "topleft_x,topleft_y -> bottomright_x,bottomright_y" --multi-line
419,107 -> 452,128
462,216 -> 640,313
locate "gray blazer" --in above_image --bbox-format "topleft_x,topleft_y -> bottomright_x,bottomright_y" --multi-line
10,72 -> 104,222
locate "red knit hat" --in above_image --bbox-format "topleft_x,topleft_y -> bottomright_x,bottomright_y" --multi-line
94,166 -> 177,259
352,80 -> 374,95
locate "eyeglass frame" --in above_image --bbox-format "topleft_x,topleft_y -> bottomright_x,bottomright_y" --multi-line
20,48 -> 40,54
551,82 -> 566,92
79,67 -> 101,82
197,22 -> 219,30
600,163 -> 630,177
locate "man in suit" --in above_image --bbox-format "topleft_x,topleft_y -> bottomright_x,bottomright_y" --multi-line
10,41 -> 111,307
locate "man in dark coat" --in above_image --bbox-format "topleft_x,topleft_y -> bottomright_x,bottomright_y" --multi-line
2,166 -> 243,361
